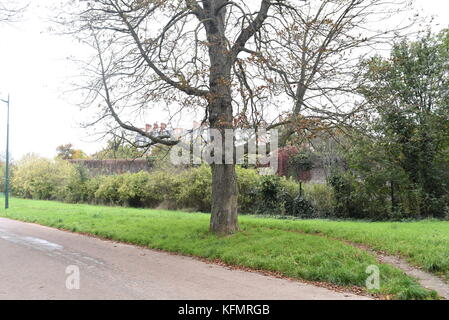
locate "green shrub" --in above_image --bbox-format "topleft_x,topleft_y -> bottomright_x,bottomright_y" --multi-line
175,165 -> 212,212
9,152 -> 448,220
118,172 -> 151,207
0,162 -> 12,194
256,175 -> 283,215
303,183 -> 335,217
328,170 -> 395,220
94,174 -> 125,205
117,170 -> 182,208
328,171 -> 360,218
279,177 -> 300,197
282,193 -> 315,218
62,163 -> 90,203
84,176 -> 104,203
12,155 -> 75,200
256,175 -> 303,216
146,170 -> 178,208
236,166 -> 261,213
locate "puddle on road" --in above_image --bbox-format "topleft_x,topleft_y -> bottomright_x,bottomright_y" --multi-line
23,236 -> 64,250
0,228 -> 104,268
0,232 -> 63,251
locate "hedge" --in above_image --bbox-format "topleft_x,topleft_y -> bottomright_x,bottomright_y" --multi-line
10,155 -> 334,217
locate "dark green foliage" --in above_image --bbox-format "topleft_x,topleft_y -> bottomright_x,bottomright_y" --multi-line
328,170 -> 393,220
256,175 -> 315,217
287,151 -> 314,179
331,30 -> 449,220
256,175 -> 283,215
283,193 -> 315,218
328,171 -> 358,218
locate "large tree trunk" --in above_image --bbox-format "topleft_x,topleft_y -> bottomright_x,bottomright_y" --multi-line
210,163 -> 239,234
208,96 -> 239,235
205,0 -> 239,235
207,61 -> 239,235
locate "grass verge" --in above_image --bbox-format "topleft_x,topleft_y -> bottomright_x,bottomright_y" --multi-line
241,216 -> 449,281
0,198 -> 440,300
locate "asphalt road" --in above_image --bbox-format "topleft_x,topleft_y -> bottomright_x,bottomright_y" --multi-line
0,217 -> 370,300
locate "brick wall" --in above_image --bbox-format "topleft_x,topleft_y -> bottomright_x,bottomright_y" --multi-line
68,159 -> 153,176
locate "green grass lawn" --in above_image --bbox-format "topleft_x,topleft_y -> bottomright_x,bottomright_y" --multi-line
0,198 -> 445,300
242,217 -> 449,281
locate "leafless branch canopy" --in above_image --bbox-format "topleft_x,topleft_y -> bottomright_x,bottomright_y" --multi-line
58,0 -> 416,147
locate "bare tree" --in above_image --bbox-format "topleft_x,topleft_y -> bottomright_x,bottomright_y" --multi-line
237,0 -> 416,145
61,0 -> 305,235
60,0 -> 415,235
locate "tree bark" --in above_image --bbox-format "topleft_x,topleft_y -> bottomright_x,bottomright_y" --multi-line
210,163 -> 239,234
208,78 -> 239,235
203,1 -> 240,235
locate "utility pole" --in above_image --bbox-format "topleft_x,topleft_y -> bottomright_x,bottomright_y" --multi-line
1,95 -> 10,209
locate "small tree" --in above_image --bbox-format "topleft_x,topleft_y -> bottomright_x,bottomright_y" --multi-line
92,136 -> 144,160
56,144 -> 88,160
353,30 -> 449,218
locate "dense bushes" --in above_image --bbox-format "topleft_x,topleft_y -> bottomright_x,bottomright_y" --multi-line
175,165 -> 212,212
11,155 -> 75,200
254,175 -> 315,217
16,154 -> 445,220
64,163 -> 91,203
17,154 -> 444,220
328,169 -> 449,221
303,183 -> 334,217
10,156 -> 336,217
117,171 -> 165,207
95,174 -> 126,205
235,166 -> 260,213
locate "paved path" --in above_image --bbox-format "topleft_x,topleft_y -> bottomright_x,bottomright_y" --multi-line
0,217 -> 370,300
379,253 -> 449,299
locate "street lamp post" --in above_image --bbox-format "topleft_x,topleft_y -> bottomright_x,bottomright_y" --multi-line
1,95 -> 10,209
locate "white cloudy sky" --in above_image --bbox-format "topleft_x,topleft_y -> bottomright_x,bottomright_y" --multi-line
0,0 -> 448,160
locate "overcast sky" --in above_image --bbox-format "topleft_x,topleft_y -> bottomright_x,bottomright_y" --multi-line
0,0 -> 448,160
